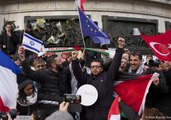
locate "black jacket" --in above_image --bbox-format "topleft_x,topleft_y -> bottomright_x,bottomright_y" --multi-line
21,60 -> 68,102
155,70 -> 171,116
0,31 -> 19,55
72,48 -> 124,120
143,69 -> 169,109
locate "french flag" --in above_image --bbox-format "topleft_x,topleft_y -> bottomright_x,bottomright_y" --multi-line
77,0 -> 86,11
0,51 -> 21,112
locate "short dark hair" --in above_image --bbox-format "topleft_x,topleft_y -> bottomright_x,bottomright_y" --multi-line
146,54 -> 153,58
90,59 -> 104,69
33,110 -> 46,120
33,58 -> 46,66
4,22 -> 11,27
46,55 -> 56,68
3,22 -> 12,31
130,51 -> 142,61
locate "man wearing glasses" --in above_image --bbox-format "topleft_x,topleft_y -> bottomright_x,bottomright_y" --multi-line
71,37 -> 125,120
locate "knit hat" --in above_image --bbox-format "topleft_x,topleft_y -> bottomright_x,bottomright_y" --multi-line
17,73 -> 33,90
18,79 -> 33,90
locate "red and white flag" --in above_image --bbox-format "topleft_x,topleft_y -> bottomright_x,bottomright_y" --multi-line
108,96 -> 120,120
141,29 -> 171,61
77,0 -> 86,11
0,51 -> 21,112
108,74 -> 153,120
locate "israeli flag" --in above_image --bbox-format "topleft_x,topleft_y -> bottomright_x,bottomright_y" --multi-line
22,33 -> 44,54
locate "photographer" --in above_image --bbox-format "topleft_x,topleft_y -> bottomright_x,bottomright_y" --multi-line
0,109 -> 17,120
45,102 -> 74,120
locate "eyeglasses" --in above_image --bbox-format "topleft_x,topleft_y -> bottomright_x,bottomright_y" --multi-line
90,65 -> 101,69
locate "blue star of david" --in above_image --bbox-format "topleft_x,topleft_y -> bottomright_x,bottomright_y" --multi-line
30,41 -> 35,46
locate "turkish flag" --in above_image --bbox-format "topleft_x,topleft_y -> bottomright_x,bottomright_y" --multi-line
141,29 -> 171,61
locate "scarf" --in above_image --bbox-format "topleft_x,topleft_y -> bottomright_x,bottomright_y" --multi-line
69,63 -> 78,94
18,92 -> 38,107
128,63 -> 144,74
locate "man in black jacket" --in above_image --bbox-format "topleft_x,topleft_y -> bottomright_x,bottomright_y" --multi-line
71,37 -> 125,120
18,47 -> 69,117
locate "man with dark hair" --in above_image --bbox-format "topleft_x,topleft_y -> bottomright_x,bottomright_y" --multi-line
128,51 -> 145,74
18,46 -> 69,117
71,37 -> 125,120
33,58 -> 46,71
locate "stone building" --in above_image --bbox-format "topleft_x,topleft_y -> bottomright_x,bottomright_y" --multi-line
0,0 -> 171,51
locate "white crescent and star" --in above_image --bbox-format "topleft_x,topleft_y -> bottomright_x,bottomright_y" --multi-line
149,42 -> 170,56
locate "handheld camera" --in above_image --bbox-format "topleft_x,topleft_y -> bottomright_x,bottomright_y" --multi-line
64,94 -> 81,104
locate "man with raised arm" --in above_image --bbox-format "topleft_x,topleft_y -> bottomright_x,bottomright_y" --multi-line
71,37 -> 125,120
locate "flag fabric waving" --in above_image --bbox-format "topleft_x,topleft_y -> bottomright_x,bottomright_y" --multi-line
77,0 -> 86,11
141,29 -> 171,61
108,74 -> 153,120
22,33 -> 44,55
108,96 -> 120,120
0,51 -> 21,112
78,7 -> 110,45
114,74 -> 153,115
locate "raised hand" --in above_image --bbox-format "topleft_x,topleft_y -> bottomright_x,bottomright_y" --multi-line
117,37 -> 125,48
17,46 -> 26,61
71,51 -> 78,61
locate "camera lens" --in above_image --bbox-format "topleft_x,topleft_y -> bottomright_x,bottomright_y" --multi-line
8,109 -> 17,119
0,112 -> 8,120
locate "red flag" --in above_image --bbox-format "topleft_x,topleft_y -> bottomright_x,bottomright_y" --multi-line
108,96 -> 120,120
113,74 -> 152,115
77,0 -> 86,11
141,29 -> 171,61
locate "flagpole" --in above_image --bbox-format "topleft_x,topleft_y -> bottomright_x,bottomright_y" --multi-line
75,1 -> 86,49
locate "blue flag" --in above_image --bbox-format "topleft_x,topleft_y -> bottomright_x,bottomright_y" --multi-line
78,7 -> 110,45
0,51 -> 21,112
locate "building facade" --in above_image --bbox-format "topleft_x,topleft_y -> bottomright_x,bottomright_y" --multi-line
0,0 -> 171,51
0,0 -> 171,30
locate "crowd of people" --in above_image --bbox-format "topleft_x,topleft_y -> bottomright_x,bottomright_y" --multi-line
0,22 -> 171,120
